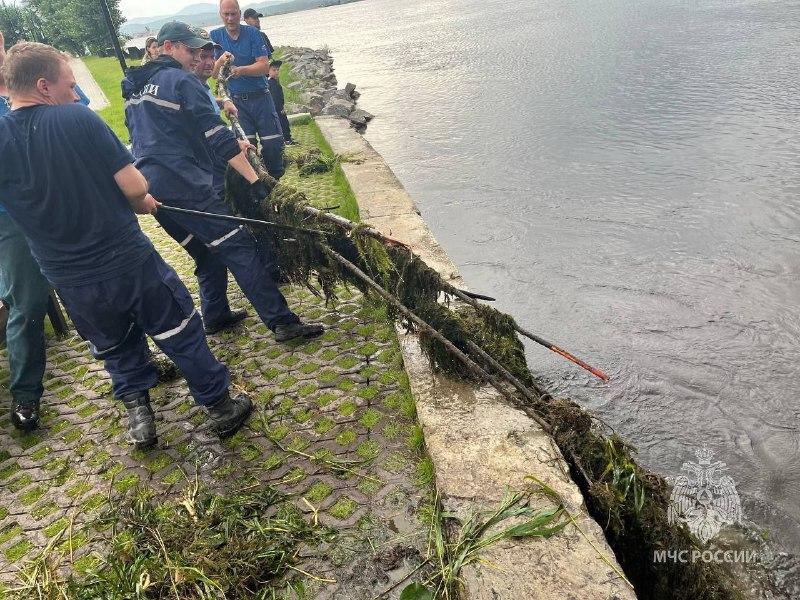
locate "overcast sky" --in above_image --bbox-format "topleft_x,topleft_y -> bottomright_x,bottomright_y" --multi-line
119,0 -> 207,20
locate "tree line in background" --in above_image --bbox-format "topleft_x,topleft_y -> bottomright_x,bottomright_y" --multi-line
0,0 -> 124,56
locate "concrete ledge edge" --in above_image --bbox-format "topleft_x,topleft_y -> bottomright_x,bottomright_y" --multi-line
313,115 -> 636,600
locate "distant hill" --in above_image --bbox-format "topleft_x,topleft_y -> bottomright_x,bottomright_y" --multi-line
120,0 -> 361,36
175,3 -> 218,16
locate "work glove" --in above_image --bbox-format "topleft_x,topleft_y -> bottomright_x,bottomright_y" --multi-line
248,180 -> 268,209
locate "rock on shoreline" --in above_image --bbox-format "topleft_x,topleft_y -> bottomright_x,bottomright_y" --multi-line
279,46 -> 374,132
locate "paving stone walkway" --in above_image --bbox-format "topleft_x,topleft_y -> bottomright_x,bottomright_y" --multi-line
0,123 -> 431,598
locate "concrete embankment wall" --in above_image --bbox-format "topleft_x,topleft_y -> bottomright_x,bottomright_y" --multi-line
314,116 -> 637,600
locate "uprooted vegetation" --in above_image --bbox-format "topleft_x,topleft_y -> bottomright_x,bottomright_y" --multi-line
220,129 -> 746,598
9,478 -> 334,599
400,477 -> 634,600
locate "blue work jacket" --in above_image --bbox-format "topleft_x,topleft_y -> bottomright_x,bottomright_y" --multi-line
122,56 -> 240,207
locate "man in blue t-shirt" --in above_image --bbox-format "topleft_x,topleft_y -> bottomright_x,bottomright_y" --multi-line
0,40 -> 105,431
0,42 -> 254,447
211,0 -> 285,179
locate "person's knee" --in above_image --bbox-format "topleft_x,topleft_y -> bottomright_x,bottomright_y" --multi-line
8,294 -> 49,324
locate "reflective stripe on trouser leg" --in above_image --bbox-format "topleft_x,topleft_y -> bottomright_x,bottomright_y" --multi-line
156,203 -> 299,331
56,254 -> 229,405
234,94 -> 285,178
155,211 -> 231,329
140,256 -> 230,406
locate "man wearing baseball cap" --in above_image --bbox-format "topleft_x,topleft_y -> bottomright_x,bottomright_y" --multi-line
122,21 -> 323,346
243,8 -> 274,55
212,1 -> 284,179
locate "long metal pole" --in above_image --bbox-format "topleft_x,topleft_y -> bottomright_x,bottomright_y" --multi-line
158,204 -> 326,235
98,0 -> 127,73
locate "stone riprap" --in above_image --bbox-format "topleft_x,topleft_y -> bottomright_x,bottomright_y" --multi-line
280,46 -> 374,131
0,123 -> 429,597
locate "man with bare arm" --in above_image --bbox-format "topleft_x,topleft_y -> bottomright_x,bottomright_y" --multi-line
123,22 -> 323,344
212,0 -> 285,179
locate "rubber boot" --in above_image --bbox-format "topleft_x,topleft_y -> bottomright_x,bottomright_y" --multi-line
10,398 -> 40,433
205,390 -> 253,438
204,309 -> 248,334
120,391 -> 157,450
274,321 -> 324,343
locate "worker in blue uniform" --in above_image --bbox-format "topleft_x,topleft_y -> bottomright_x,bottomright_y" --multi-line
0,41 -> 252,447
212,0 -> 285,179
122,22 -> 323,343
153,37 -> 247,335
243,9 -> 275,56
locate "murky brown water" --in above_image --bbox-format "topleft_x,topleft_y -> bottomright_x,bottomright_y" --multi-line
262,0 -> 800,587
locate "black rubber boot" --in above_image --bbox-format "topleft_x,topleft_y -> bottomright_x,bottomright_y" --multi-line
204,309 -> 248,335
205,391 -> 253,438
10,398 -> 40,433
274,321 -> 324,343
120,391 -> 157,450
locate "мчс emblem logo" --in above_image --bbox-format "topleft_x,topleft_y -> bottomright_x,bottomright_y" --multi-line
667,445 -> 743,544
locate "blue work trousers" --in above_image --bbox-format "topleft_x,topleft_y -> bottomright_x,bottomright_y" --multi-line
155,201 -> 299,331
232,90 -> 285,179
57,253 -> 229,405
156,213 -> 232,328
0,213 -> 49,406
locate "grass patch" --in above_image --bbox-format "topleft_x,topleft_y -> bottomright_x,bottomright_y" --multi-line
82,57 -> 127,143
293,120 -> 361,222
273,47 -> 305,106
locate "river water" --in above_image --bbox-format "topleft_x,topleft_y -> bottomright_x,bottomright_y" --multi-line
260,0 -> 800,569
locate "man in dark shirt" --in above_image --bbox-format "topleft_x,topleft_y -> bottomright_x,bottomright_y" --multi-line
268,60 -> 293,144
123,22 -> 323,344
0,42 -> 253,448
212,0 -> 285,179
243,8 -> 274,56
0,31 -> 52,432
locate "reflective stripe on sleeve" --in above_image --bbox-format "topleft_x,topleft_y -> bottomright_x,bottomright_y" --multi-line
152,309 -> 198,341
207,225 -> 244,247
124,95 -> 181,111
205,125 -> 226,138
260,134 -> 283,142
179,234 -> 194,247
